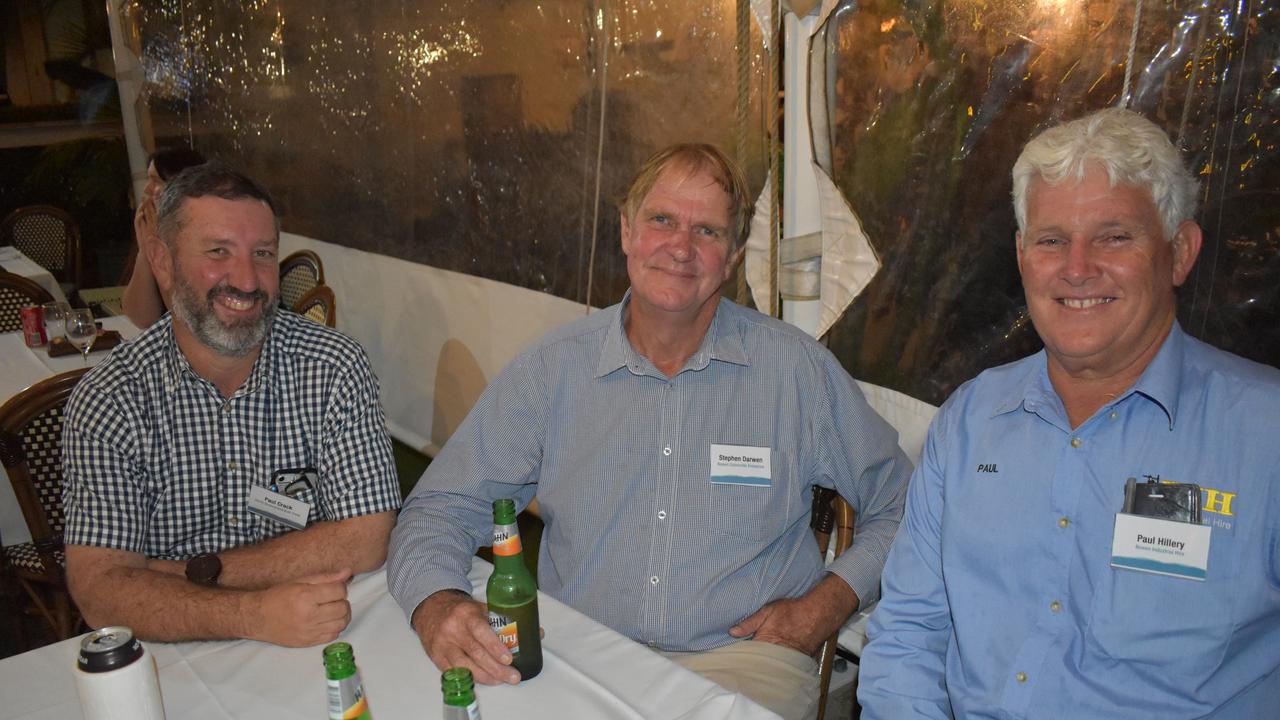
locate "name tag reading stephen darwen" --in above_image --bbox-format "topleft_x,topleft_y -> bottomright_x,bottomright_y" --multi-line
709,443 -> 772,487
1110,512 -> 1211,581
247,485 -> 312,530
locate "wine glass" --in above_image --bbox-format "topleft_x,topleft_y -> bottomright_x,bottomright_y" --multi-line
63,308 -> 97,366
41,302 -> 70,347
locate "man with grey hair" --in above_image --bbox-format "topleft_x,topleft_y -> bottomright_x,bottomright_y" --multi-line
858,107 -> 1280,717
62,163 -> 401,646
389,143 -> 911,719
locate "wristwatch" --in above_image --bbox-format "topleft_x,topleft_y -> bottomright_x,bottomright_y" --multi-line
185,553 -> 222,587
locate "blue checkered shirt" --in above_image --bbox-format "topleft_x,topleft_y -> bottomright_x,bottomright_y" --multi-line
388,296 -> 911,651
62,311 -> 401,560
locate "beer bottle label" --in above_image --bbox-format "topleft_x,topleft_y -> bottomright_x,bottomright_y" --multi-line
443,701 -> 483,720
492,523 -> 521,556
327,675 -> 371,719
487,611 -> 520,655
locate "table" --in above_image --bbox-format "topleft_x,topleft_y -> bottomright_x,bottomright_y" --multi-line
0,246 -> 68,306
0,315 -> 140,547
0,562 -> 778,719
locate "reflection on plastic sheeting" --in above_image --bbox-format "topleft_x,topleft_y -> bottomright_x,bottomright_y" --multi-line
817,0 -> 1278,406
131,1 -> 769,308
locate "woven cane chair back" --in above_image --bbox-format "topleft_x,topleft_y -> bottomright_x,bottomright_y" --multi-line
0,272 -> 54,333
279,250 -> 325,310
0,205 -> 83,286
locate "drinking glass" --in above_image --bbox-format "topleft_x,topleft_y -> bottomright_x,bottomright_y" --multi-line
41,302 -> 70,346
64,308 -> 97,366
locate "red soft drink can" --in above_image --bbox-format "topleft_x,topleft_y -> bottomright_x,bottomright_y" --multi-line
19,305 -> 46,347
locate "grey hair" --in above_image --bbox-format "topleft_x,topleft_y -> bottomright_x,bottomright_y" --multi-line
155,162 -> 280,246
1011,108 -> 1198,241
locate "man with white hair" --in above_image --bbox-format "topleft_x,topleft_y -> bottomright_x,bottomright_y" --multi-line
858,108 -> 1280,717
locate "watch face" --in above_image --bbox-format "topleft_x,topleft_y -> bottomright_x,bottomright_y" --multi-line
186,554 -> 221,586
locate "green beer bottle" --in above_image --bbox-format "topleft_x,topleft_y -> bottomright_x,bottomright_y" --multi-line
486,499 -> 543,680
442,667 -> 483,719
323,642 -> 372,719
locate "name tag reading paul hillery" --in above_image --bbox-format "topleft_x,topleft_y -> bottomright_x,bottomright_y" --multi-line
709,444 -> 772,487
1110,513 -> 1211,581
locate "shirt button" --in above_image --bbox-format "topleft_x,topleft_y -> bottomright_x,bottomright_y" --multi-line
1109,411 -> 1118,421
1049,600 -> 1062,613
649,576 -> 660,585
662,446 -> 672,456
227,461 -> 238,470
647,640 -> 657,647
222,402 -> 233,413
228,516 -> 239,527
1070,437 -> 1082,448
1058,517 -> 1070,529
657,510 -> 667,520
1016,671 -> 1028,683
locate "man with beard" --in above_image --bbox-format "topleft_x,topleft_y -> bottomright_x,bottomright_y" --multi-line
61,164 -> 400,646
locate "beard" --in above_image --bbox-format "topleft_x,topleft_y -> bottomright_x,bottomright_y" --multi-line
169,272 -> 276,358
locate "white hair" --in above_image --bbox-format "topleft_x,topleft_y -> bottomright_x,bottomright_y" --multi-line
1011,108 -> 1198,241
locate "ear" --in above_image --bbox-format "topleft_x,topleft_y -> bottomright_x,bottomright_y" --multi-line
620,213 -> 634,256
146,231 -> 176,294
1169,220 -> 1202,287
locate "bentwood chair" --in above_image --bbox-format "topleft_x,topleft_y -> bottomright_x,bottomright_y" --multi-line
811,487 -> 855,720
0,368 -> 90,641
0,205 -> 83,289
0,271 -> 55,333
293,283 -> 337,328
279,250 -> 325,310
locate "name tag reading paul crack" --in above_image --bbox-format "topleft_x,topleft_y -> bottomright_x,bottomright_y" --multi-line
709,444 -> 772,487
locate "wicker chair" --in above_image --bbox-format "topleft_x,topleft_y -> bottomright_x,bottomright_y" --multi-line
0,205 -> 83,289
0,271 -> 55,333
0,368 -> 89,641
293,284 -> 337,328
279,250 -> 325,310
811,488 -> 855,720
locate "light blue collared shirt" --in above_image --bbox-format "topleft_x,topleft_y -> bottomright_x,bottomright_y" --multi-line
388,295 -> 911,651
859,322 -> 1280,718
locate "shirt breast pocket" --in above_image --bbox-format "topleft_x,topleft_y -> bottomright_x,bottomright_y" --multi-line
705,450 -> 791,542
1085,527 -> 1236,677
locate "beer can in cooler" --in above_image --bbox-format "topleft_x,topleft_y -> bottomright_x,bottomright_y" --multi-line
74,627 -> 166,720
19,305 -> 45,347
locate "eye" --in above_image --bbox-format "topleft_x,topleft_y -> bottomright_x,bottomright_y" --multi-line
651,214 -> 671,226
254,248 -> 277,259
207,247 -> 229,257
1103,233 -> 1132,244
694,225 -> 723,240
1035,236 -> 1064,247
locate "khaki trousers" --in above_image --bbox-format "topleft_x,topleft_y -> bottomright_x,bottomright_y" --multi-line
661,640 -> 819,720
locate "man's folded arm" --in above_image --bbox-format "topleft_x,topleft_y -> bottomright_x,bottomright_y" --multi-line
856,413 -> 955,720
65,545 -> 352,647
145,511 -> 397,589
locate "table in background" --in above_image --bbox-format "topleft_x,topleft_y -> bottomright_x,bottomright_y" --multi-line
0,246 -> 68,306
0,315 -> 140,547
0,562 -> 778,720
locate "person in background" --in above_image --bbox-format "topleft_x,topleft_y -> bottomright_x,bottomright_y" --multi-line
858,108 -> 1280,718
387,143 -> 912,720
121,147 -> 206,327
63,163 -> 401,647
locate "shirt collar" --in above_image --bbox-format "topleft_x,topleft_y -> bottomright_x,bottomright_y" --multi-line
163,312 -> 277,398
595,292 -> 749,379
992,321 -> 1186,430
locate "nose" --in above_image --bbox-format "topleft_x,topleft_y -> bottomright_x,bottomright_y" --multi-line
667,228 -> 695,262
224,252 -> 261,294
1061,238 -> 1098,285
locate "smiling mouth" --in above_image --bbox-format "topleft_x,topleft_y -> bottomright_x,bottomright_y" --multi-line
1058,297 -> 1114,309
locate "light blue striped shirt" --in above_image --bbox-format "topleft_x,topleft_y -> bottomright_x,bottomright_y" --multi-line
388,296 -> 911,651
859,322 -> 1280,718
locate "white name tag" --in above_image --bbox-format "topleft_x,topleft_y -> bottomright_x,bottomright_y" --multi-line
247,484 -> 312,530
709,444 -> 772,487
1111,513 -> 1211,581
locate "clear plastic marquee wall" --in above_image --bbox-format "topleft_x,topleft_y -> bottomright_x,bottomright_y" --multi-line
124,0 -> 1275,407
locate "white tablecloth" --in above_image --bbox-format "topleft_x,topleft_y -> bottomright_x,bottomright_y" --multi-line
0,315 -> 140,547
0,246 -> 68,306
0,563 -> 778,720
